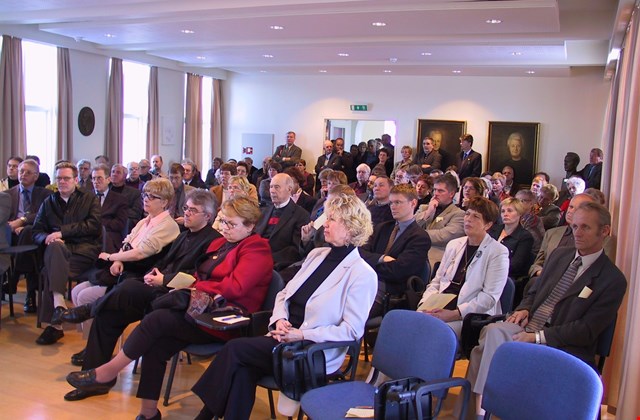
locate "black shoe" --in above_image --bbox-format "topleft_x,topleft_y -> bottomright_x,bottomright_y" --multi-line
66,369 -> 116,394
23,294 -> 37,313
36,326 -> 64,345
50,306 -> 67,325
71,349 -> 86,367
64,388 -> 110,401
135,410 -> 161,420
194,406 -> 215,420
61,304 -> 92,324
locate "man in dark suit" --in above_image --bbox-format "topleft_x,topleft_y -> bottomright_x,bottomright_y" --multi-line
315,140 -> 342,191
360,184 -> 431,317
61,191 -> 221,401
456,134 -> 482,179
6,158 -> 52,312
580,148 -> 603,190
466,202 -> 627,416
255,173 -> 310,269
109,164 -> 144,232
76,159 -> 93,193
335,138 -> 356,182
272,131 -> 302,169
91,165 -> 128,254
182,159 -> 207,189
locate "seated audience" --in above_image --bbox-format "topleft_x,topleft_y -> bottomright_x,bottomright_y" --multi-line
419,196 -> 508,337
488,198 -> 534,279
205,157 -> 223,188
314,140 -> 342,191
286,168 -> 316,215
76,159 -> 93,192
110,164 -> 144,230
210,162 -> 237,205
373,147 -> 393,177
466,202 -> 626,418
32,162 -> 102,345
529,175 -> 547,197
391,146 -> 413,179
234,161 -> 259,200
366,176 -> 394,226
258,161 -> 282,205
212,175 -> 257,231
501,165 -> 519,196
459,177 -> 485,211
558,175 -> 586,214
26,155 -> 52,187
393,167 -> 411,185
167,163 -> 194,227
360,184 -> 431,317
415,175 -> 433,210
91,164 -> 129,254
488,172 -> 509,204
125,161 -> 145,191
349,163 -> 370,196
0,156 -> 22,191
515,189 -> 545,255
65,196 -> 273,419
191,193 -> 377,420
250,156 -> 269,188
535,183 -> 561,230
294,159 -> 314,196
182,159 -> 207,189
416,174 -> 465,265
314,168 -> 333,200
138,159 -> 153,182
584,187 -> 606,205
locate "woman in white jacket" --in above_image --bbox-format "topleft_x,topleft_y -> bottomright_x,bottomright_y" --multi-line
191,193 -> 377,420
419,196 -> 509,337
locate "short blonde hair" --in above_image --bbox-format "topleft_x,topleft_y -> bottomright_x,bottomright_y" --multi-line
324,193 -> 373,247
143,178 -> 175,203
228,175 -> 252,195
491,172 -> 506,186
500,197 -> 525,216
221,196 -> 262,226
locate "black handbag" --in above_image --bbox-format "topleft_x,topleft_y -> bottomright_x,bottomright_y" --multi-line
150,288 -> 191,311
374,377 -> 430,420
460,313 -> 506,359
272,340 -> 326,401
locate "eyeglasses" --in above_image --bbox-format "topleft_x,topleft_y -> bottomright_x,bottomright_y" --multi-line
182,205 -> 202,214
142,193 -> 163,200
219,218 -> 240,229
56,176 -> 74,182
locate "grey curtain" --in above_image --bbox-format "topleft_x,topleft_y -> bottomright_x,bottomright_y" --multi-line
57,47 -> 73,161
146,66 -> 159,157
0,35 -> 26,165
184,73 -> 203,167
211,78 -> 222,163
105,57 -> 123,163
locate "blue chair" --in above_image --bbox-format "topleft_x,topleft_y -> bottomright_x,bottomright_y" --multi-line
482,342 -> 603,420
301,310 -> 469,419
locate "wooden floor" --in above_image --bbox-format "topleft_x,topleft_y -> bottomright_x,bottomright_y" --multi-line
0,286 -> 614,420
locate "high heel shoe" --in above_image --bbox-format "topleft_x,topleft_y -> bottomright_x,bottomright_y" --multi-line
135,410 -> 161,420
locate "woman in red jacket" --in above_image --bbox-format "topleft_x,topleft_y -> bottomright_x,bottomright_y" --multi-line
65,196 -> 273,420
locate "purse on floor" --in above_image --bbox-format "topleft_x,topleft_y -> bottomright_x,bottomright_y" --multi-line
272,340 -> 327,401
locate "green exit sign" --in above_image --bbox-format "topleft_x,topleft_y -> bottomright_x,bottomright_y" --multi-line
350,104 -> 368,111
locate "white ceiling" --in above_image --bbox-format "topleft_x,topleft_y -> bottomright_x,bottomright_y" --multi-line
0,0 -> 629,77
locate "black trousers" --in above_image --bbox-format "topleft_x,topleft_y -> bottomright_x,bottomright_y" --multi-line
192,335 -> 278,420
121,308 -> 222,401
83,279 -> 159,370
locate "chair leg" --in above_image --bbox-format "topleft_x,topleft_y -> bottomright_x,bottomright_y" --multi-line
132,357 -> 140,374
297,409 -> 304,420
163,353 -> 180,406
363,334 -> 370,362
37,271 -> 44,328
267,389 -> 277,420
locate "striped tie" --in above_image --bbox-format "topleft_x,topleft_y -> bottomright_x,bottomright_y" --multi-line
526,256 -> 582,332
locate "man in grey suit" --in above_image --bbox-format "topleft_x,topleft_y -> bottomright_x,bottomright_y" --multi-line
272,131 -> 303,169
6,159 -> 52,312
415,174 -> 465,265
465,201 -> 626,417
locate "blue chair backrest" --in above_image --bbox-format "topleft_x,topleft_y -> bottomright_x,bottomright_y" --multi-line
483,342 -> 602,420
421,260 -> 431,286
373,309 -> 457,382
596,315 -> 617,373
262,270 -> 285,311
500,277 -> 516,314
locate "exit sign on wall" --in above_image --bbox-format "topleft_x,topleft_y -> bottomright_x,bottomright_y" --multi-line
350,104 -> 368,111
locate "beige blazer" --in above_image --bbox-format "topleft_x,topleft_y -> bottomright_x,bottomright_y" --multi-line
416,203 -> 465,264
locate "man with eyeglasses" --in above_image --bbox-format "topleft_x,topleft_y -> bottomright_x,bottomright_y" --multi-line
138,159 -> 153,182
32,161 -> 102,345
91,164 -> 128,254
76,159 -> 93,193
125,161 -> 145,191
109,164 -> 144,231
59,189 -> 221,400
182,159 -> 207,189
5,159 -> 53,312
360,183 -> 431,317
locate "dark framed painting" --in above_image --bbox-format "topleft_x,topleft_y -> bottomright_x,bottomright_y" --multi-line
487,121 -> 540,186
416,119 -> 467,170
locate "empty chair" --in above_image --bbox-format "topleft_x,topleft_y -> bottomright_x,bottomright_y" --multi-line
482,342 -> 603,420
301,309 -> 465,419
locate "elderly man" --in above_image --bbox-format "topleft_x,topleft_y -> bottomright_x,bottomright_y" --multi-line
32,162 -> 102,345
366,176 -> 394,226
315,140 -> 342,190
91,164 -> 128,254
60,189 -> 222,401
456,134 -> 482,180
415,174 -> 465,265
150,155 -> 165,178
350,163 -> 371,197
255,173 -> 309,269
6,159 -> 52,312
272,131 -> 302,169
360,184 -> 431,317
466,202 -> 626,418
75,159 -> 93,192
138,159 -> 153,182
109,164 -> 144,230
182,159 -> 207,189
581,148 -> 603,190
125,161 -> 145,191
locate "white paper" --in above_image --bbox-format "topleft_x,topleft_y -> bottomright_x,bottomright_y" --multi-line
313,212 -> 327,230
345,408 -> 374,418
417,293 -> 457,311
166,272 -> 196,289
212,315 -> 250,324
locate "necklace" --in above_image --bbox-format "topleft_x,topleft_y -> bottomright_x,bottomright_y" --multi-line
460,241 -> 479,275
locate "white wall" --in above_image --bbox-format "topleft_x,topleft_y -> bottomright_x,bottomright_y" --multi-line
221,68 -> 610,186
156,67 -> 185,167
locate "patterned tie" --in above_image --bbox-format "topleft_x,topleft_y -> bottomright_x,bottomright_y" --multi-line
526,256 -> 582,332
383,224 -> 400,254
22,189 -> 32,212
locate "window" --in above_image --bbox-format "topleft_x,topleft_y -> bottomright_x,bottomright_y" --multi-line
122,60 -> 149,164
23,40 -> 57,176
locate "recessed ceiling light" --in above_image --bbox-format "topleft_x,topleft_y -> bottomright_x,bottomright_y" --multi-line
421,52 -> 432,56
526,70 -> 536,74
452,70 -> 462,74
511,52 -> 523,56
486,19 -> 502,24
260,70 -> 267,73
181,29 -> 195,34
389,57 -> 398,63
372,22 -> 387,27
269,25 -> 284,30
383,70 -> 392,73
319,70 -> 327,73
104,33 -> 116,38
262,54 -> 274,58
338,53 -> 349,57
196,56 -> 206,60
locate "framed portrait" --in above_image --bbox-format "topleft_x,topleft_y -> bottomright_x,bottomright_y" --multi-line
487,121 -> 540,186
416,119 -> 467,170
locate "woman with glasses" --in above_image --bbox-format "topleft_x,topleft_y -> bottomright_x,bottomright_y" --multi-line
212,176 -> 258,231
66,196 -> 273,420
418,196 -> 509,337
459,177 -> 486,210
67,178 -> 181,338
